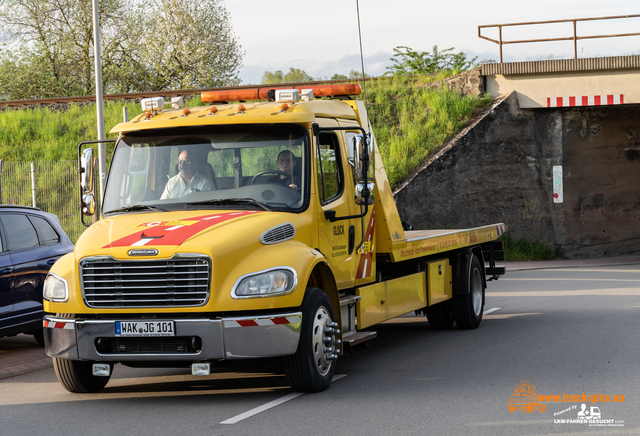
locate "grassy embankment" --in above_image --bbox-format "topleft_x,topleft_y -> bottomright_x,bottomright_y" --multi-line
0,74 -> 555,259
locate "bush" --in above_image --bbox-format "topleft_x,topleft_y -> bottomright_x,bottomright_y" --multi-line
503,233 -> 563,261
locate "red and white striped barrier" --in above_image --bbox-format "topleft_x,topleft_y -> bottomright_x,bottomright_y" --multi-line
43,320 -> 74,329
547,95 -> 624,108
224,315 -> 302,328
496,224 -> 507,237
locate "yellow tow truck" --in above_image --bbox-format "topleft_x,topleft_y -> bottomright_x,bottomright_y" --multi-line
42,84 -> 506,393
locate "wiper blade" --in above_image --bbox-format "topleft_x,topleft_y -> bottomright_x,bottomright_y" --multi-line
185,198 -> 272,212
107,204 -> 166,214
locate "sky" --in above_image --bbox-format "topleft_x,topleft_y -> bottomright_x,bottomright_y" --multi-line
224,0 -> 640,84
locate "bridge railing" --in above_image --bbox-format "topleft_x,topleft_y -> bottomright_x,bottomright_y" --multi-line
479,14 -> 640,63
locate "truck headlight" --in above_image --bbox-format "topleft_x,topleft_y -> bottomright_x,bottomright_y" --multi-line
232,267 -> 297,298
43,273 -> 69,302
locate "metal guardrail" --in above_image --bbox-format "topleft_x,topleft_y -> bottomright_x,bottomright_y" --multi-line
479,14 -> 640,63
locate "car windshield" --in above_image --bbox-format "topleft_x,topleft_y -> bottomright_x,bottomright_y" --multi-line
102,124 -> 308,215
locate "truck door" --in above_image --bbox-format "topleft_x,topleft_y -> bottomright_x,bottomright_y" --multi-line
316,125 -> 375,289
316,129 -> 358,289
343,129 -> 376,286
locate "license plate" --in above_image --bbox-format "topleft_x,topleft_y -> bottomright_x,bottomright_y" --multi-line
115,321 -> 175,337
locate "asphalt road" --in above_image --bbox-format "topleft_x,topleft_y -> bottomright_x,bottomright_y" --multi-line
1,263 -> 639,435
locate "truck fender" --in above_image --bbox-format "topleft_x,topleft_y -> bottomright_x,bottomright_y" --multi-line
451,248 -> 487,297
303,261 -> 341,334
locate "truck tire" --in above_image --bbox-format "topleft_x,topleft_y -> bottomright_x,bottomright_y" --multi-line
284,288 -> 337,393
426,300 -> 454,329
51,313 -> 113,393
53,358 -> 113,393
453,255 -> 484,329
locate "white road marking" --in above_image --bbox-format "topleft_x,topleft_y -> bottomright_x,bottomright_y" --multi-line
483,307 -> 501,315
220,374 -> 347,424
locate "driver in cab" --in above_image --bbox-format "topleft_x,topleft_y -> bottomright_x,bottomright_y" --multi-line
268,150 -> 300,189
161,150 -> 214,199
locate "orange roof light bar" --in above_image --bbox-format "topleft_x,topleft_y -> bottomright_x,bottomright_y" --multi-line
201,84 -> 361,103
201,88 -> 270,103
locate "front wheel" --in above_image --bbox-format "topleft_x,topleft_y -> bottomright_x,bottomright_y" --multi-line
284,288 -> 339,393
453,255 -> 485,329
53,358 -> 113,393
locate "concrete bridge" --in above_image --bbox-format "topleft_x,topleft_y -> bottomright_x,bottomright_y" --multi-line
395,56 -> 640,258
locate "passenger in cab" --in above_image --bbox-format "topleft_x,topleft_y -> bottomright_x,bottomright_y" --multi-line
161,150 -> 214,199
268,150 -> 300,189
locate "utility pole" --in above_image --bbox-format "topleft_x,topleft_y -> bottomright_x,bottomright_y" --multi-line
92,0 -> 107,199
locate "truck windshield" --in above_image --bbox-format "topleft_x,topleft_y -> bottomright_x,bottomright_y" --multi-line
102,124 -> 308,215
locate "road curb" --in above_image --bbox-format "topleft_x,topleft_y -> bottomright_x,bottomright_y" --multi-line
504,256 -> 640,271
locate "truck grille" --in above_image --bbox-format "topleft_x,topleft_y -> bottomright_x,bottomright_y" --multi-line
81,255 -> 211,308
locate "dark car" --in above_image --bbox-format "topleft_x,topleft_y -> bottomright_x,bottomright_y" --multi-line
0,205 -> 74,345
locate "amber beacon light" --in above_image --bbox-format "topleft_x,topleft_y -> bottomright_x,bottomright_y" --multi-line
201,84 -> 361,103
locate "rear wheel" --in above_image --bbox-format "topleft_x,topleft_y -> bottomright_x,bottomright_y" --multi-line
53,358 -> 113,393
425,300 -> 454,329
284,288 -> 338,393
453,255 -> 484,329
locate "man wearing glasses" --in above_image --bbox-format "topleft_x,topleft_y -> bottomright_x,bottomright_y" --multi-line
161,150 -> 214,199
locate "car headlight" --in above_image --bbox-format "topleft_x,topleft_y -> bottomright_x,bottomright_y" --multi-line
43,273 -> 69,302
232,267 -> 297,298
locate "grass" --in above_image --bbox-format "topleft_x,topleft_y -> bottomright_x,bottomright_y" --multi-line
0,74 -> 492,185
0,73 -> 495,242
0,98 -> 205,162
503,233 -> 563,261
361,74 -> 493,188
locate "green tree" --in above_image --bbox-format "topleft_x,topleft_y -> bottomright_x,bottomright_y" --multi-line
0,0 -> 139,97
0,44 -> 69,99
385,45 -> 478,76
330,70 -> 369,80
140,0 -> 243,90
261,67 -> 314,84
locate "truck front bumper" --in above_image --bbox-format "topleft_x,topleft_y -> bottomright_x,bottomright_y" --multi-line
43,313 -> 302,362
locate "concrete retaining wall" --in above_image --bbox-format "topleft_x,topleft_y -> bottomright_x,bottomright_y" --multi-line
393,92 -> 640,258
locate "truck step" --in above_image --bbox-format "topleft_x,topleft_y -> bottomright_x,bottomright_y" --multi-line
342,330 -> 377,352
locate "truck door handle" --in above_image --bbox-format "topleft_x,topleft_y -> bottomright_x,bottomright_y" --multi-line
1,267 -> 13,274
47,258 -> 59,265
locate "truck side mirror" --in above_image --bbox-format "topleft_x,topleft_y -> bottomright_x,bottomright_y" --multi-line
352,134 -> 375,205
80,148 -> 94,194
82,193 -> 96,216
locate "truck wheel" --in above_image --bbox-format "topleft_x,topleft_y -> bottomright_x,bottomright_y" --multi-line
51,312 -> 113,393
453,255 -> 484,329
53,358 -> 113,393
284,288 -> 338,393
425,300 -> 454,329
